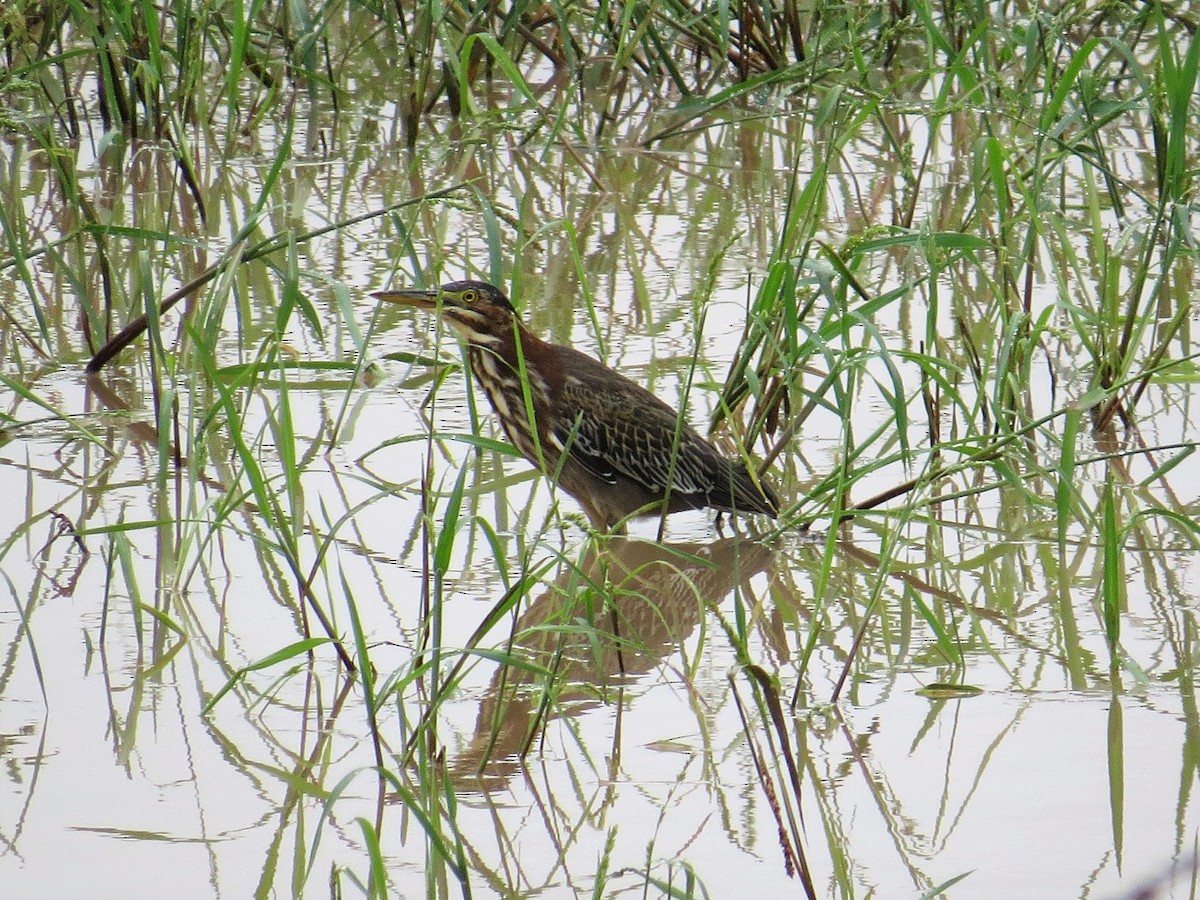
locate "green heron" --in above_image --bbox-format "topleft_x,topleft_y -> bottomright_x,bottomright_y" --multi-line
372,280 -> 779,532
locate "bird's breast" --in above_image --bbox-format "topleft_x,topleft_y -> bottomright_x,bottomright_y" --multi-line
468,345 -> 557,470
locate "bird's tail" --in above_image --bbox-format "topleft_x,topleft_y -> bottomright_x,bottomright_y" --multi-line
722,460 -> 780,517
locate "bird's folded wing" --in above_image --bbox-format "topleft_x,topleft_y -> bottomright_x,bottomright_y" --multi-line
554,383 -> 716,496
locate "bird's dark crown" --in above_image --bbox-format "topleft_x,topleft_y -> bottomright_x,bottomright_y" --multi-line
439,280 -> 517,316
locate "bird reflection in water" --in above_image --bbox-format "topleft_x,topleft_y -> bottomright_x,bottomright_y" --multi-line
451,534 -> 776,789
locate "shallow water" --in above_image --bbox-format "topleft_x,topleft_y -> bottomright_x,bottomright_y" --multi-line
3,24 -> 1200,899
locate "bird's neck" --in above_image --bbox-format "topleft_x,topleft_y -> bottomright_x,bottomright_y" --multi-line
464,320 -> 540,374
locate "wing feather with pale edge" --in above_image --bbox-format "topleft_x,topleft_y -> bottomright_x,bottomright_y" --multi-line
555,374 -> 720,496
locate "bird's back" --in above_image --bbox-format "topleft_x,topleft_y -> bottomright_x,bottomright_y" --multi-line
547,343 -> 779,520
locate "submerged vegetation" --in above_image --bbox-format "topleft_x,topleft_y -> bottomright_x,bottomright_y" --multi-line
3,0 -> 1200,897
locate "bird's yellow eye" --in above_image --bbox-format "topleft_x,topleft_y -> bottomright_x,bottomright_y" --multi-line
461,289 -> 478,303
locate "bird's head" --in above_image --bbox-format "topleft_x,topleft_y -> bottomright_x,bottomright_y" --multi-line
372,280 -> 518,346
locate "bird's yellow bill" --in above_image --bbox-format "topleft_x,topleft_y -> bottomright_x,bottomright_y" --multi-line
371,288 -> 439,309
